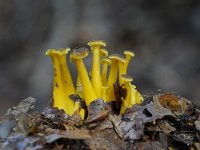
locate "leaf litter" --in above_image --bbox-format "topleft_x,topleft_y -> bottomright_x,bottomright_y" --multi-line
1,93 -> 200,150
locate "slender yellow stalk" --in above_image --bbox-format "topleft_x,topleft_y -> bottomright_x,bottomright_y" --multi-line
75,74 -> 83,98
71,48 -> 97,106
102,86 -> 109,102
117,57 -> 126,85
88,40 -> 106,98
107,58 -> 118,101
107,54 -> 125,101
101,58 -> 111,86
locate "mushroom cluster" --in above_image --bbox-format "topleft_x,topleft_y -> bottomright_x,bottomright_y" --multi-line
46,40 -> 143,120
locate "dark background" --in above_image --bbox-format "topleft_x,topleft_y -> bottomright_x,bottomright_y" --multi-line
0,0 -> 200,118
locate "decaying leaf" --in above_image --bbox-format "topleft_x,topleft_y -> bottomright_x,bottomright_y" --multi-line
172,131 -> 198,146
44,128 -> 91,143
85,99 -> 111,123
6,97 -> 36,118
157,93 -> 194,115
159,121 -> 176,134
123,101 -> 174,123
128,141 -> 164,150
5,97 -> 36,135
158,93 -> 181,111
108,114 -> 144,140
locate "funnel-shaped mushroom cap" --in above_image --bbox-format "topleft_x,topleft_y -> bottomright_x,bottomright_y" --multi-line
70,48 -> 89,60
109,54 -> 126,63
124,50 -> 135,57
121,74 -> 133,82
46,48 -> 70,56
100,48 -> 108,57
88,40 -> 107,47
101,57 -> 112,65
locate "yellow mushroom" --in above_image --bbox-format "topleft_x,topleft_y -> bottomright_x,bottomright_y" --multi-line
107,54 -> 125,101
70,48 -> 97,106
101,58 -> 112,86
46,48 -> 75,115
124,51 -> 135,73
88,40 -> 106,98
120,74 -> 133,114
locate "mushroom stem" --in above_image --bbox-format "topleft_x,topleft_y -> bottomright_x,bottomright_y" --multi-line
88,41 -> 107,98
46,49 -> 75,115
107,59 -> 118,101
72,57 -> 97,106
118,61 -> 125,85
71,48 -> 98,105
91,48 -> 102,97
101,63 -> 109,86
101,58 -> 111,86
107,54 -> 126,101
75,74 -> 83,98
130,85 -> 136,106
102,86 -> 109,102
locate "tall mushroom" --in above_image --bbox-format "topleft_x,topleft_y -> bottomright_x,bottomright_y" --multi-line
107,54 -> 125,102
88,40 -> 106,98
46,48 -> 75,115
101,58 -> 111,86
70,48 -> 97,106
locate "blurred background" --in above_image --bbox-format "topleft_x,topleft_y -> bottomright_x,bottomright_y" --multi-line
0,0 -> 200,118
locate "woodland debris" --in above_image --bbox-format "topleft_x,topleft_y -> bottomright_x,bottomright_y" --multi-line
1,93 -> 200,150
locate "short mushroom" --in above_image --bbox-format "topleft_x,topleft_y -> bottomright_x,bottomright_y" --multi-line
88,40 -> 106,98
46,48 -> 75,115
120,74 -> 133,114
70,48 -> 97,106
124,51 -> 135,73
101,58 -> 111,86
